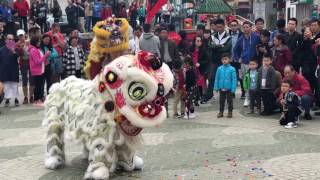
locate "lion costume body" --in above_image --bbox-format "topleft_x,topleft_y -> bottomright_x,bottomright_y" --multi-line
43,19 -> 174,180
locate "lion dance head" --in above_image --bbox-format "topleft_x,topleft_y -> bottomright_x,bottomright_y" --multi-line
96,51 -> 173,136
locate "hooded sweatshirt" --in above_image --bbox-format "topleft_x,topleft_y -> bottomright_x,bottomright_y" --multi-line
233,32 -> 260,64
139,33 -> 160,56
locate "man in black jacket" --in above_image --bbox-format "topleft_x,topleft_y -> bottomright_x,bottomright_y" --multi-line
65,0 -> 79,30
301,19 -> 320,107
159,27 -> 180,69
286,18 -> 303,72
201,18 -> 231,104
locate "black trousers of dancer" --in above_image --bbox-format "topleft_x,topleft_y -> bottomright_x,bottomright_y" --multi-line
219,90 -> 233,113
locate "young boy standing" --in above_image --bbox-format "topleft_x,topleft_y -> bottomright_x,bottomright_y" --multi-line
279,80 -> 302,128
257,54 -> 276,115
172,60 -> 185,118
243,59 -> 260,114
214,53 -> 237,118
183,57 -> 197,119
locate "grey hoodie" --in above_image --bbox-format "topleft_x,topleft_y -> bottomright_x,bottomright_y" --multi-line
139,33 -> 161,56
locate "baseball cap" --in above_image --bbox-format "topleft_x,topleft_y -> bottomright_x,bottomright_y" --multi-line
17,29 -> 25,36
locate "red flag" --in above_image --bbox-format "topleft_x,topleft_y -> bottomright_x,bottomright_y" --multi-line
145,0 -> 168,24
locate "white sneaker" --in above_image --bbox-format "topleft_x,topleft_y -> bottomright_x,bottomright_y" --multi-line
189,113 -> 196,119
183,114 -> 189,119
284,122 -> 297,129
243,98 -> 249,107
295,117 -> 300,124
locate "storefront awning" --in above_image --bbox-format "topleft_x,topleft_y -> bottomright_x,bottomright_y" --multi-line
197,0 -> 232,14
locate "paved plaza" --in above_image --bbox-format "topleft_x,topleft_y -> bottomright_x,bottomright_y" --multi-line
1,95 -> 320,180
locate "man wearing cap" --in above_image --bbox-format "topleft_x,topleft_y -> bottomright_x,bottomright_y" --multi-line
46,23 -> 65,82
16,29 -> 34,104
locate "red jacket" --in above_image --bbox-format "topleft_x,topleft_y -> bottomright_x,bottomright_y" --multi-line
273,45 -> 292,76
283,73 -> 313,97
13,0 -> 29,17
168,31 -> 181,46
101,7 -> 112,20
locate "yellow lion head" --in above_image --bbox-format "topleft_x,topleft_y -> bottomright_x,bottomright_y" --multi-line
93,18 -> 129,54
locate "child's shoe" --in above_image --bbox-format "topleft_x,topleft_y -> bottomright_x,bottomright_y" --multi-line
33,100 -> 44,107
0,93 -> 4,104
227,112 -> 233,118
173,113 -> 180,118
4,99 -> 9,107
243,98 -> 249,107
257,108 -> 261,115
189,113 -> 196,119
23,97 -> 28,104
240,92 -> 245,99
14,98 -> 19,106
194,101 -> 200,107
284,122 -> 297,129
217,112 -> 223,118
247,109 -> 254,114
29,96 -> 34,104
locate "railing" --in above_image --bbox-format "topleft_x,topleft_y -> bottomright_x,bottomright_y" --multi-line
234,15 -> 255,26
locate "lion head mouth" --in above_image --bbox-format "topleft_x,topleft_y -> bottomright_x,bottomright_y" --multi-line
118,117 -> 143,136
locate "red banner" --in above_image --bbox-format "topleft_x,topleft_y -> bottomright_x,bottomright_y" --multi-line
145,0 -> 168,24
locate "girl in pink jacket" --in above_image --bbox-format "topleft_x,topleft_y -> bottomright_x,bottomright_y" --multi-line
29,36 -> 51,106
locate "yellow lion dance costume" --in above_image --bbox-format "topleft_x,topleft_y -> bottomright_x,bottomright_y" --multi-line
84,18 -> 130,79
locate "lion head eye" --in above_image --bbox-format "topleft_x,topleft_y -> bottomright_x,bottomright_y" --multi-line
128,82 -> 148,101
105,71 -> 118,84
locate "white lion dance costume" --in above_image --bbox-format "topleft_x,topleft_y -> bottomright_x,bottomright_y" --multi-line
43,18 -> 173,180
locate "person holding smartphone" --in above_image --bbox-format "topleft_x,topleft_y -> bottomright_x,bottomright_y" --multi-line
28,36 -> 51,107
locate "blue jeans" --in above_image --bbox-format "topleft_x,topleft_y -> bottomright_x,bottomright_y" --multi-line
50,56 -> 63,75
301,95 -> 313,115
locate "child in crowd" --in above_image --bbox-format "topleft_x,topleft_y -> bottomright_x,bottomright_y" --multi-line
172,60 -> 185,118
243,59 -> 260,114
257,54 -> 276,115
279,80 -> 302,128
28,18 -> 40,31
214,53 -> 237,118
184,56 -> 197,119
63,37 -> 86,78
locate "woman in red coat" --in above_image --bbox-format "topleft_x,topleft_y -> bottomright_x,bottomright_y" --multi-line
272,34 -> 292,76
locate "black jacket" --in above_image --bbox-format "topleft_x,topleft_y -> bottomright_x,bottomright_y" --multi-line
300,33 -> 320,69
211,31 -> 232,65
0,47 -> 19,82
286,31 -> 303,65
257,66 -> 276,90
185,68 -> 196,90
189,45 -> 210,76
160,39 -> 180,64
